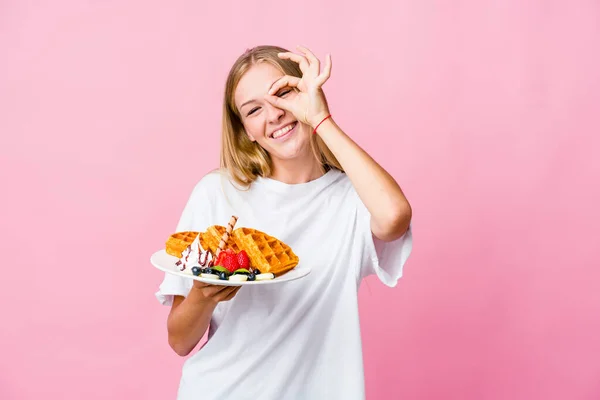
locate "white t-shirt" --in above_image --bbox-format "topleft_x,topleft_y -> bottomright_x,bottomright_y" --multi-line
155,168 -> 413,400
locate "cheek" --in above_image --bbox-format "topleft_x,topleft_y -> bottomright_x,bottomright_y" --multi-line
244,119 -> 265,141
298,122 -> 311,138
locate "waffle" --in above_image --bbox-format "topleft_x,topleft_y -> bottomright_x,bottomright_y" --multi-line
199,225 -> 242,254
200,225 -> 299,276
165,231 -> 199,257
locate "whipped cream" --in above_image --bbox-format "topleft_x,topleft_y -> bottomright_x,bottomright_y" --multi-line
176,234 -> 213,275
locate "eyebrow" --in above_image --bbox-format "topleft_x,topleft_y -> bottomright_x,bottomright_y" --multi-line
239,98 -> 257,111
239,77 -> 286,111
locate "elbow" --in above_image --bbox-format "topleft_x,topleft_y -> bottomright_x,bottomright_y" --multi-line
167,326 -> 195,357
169,336 -> 193,357
165,296 -> 201,357
374,202 -> 412,242
400,202 -> 412,230
393,202 -> 412,237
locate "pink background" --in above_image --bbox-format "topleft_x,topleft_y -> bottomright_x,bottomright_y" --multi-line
1,1 -> 599,399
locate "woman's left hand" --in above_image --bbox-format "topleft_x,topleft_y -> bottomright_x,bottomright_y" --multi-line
264,45 -> 332,128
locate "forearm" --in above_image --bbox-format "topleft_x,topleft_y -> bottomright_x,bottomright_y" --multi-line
316,118 -> 412,241
167,288 -> 217,356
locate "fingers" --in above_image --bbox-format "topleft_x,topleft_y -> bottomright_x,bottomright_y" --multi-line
195,282 -> 241,303
194,280 -> 227,291
203,284 -> 233,298
220,286 -> 241,302
263,93 -> 293,112
280,46 -> 332,88
315,54 -> 332,87
296,45 -> 320,74
278,52 -> 310,72
268,75 -> 301,95
211,285 -> 240,303
192,280 -> 212,290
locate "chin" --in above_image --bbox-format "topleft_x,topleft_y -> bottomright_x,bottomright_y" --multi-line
272,136 -> 312,160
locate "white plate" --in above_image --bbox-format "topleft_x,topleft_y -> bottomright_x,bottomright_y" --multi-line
150,249 -> 311,286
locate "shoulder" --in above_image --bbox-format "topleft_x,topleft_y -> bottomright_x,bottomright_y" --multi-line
189,168 -> 247,199
325,170 -> 364,210
193,168 -> 224,189
327,169 -> 354,193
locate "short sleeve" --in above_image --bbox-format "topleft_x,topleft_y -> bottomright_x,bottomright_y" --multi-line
154,176 -> 214,306
353,190 -> 413,287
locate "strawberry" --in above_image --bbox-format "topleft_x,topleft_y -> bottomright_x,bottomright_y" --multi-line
237,250 -> 250,270
222,252 -> 240,273
215,251 -> 227,267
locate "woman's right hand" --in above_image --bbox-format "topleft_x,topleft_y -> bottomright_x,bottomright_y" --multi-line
191,281 -> 241,305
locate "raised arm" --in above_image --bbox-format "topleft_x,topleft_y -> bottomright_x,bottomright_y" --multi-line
265,46 -> 412,242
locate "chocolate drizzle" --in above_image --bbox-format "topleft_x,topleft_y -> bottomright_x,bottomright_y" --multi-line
184,245 -> 192,262
178,245 -> 192,271
176,243 -> 215,272
200,249 -> 214,268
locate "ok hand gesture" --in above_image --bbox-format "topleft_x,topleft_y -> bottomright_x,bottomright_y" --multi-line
264,45 -> 332,129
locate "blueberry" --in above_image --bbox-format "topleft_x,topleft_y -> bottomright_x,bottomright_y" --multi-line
191,267 -> 201,276
204,268 -> 213,275
247,273 -> 256,281
219,271 -> 228,280
253,269 -> 261,275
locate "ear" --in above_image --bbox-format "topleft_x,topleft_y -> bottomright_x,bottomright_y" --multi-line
245,130 -> 256,142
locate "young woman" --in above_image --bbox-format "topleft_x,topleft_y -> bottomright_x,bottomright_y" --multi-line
155,45 -> 413,400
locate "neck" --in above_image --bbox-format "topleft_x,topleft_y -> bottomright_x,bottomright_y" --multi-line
269,156 -> 326,184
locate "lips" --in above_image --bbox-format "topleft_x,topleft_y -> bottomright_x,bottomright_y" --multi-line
270,122 -> 297,139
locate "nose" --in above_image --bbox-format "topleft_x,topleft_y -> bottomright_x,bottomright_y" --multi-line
265,102 -> 285,124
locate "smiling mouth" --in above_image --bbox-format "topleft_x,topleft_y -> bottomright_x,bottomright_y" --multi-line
270,122 -> 298,139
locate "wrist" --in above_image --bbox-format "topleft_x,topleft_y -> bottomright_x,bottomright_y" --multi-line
311,113 -> 333,135
308,112 -> 331,129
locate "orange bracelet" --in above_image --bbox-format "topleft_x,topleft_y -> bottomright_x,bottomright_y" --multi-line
312,114 -> 332,135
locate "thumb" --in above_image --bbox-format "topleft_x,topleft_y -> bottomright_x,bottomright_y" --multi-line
264,94 -> 293,113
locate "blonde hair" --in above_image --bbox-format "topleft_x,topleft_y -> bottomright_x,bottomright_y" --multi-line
220,45 -> 343,188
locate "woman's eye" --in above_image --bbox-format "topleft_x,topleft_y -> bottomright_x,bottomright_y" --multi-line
246,91 -> 289,116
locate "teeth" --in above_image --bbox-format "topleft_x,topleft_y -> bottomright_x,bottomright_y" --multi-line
272,122 -> 296,139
